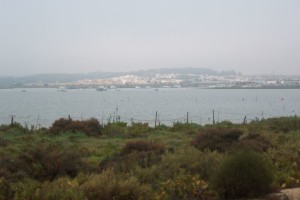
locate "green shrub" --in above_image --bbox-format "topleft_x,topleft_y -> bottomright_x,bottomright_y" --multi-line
10,179 -> 41,200
260,116 -> 300,133
39,177 -> 84,200
126,122 -> 151,137
11,178 -> 84,200
0,123 -> 30,135
154,124 -> 170,131
155,147 -> 224,181
210,120 -> 235,129
156,173 -> 217,200
191,128 -> 243,152
210,151 -> 274,199
171,122 -> 202,132
103,122 -> 127,136
80,169 -> 152,200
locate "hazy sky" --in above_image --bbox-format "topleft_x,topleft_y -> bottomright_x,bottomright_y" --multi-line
1,0 -> 300,76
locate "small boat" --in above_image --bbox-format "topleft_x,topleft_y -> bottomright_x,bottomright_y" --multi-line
96,86 -> 107,91
57,86 -> 67,92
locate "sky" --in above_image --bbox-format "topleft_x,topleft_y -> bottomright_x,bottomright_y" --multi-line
0,0 -> 300,76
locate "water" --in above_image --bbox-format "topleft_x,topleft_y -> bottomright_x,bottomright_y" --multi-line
0,88 -> 299,127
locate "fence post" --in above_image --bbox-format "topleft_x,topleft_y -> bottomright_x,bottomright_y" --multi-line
186,112 -> 189,124
243,115 -> 247,124
9,115 -> 15,126
213,110 -> 215,124
155,111 -> 158,127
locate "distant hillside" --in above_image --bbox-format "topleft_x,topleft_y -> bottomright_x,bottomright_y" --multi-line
0,68 -> 237,87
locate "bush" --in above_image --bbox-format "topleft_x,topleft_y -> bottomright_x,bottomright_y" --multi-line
0,155 -> 26,181
210,151 -> 274,199
80,170 -> 152,200
191,128 -> 243,152
156,173 -> 217,200
122,140 -> 165,155
0,137 -> 7,147
10,178 -> 84,200
259,116 -> 300,133
49,117 -> 102,136
39,177 -> 84,200
0,177 -> 13,200
153,147 -> 224,182
103,122 -> 127,136
126,122 -> 151,137
171,122 -> 202,132
19,143 -> 83,181
100,140 -> 165,172
10,179 -> 41,200
49,118 -> 72,134
235,133 -> 271,152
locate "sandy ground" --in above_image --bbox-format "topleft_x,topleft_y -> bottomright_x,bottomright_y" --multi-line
281,188 -> 300,200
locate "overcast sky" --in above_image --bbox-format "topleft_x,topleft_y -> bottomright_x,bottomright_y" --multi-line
0,0 -> 300,76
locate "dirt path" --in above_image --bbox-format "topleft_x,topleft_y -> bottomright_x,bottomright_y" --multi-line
281,188 -> 300,200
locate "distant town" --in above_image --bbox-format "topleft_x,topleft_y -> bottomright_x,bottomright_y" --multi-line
1,68 -> 300,89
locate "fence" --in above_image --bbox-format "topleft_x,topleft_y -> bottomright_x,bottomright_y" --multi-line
0,109 -> 298,128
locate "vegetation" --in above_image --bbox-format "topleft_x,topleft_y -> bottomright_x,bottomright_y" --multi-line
0,116 -> 300,199
211,151 -> 273,198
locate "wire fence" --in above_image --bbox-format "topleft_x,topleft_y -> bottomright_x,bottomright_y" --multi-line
0,109 -> 298,128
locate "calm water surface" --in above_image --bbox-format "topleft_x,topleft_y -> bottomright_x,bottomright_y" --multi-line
0,88 -> 299,127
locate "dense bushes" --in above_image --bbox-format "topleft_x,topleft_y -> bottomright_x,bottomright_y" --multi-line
266,116 -> 300,133
102,122 -> 127,136
10,178 -> 84,200
191,128 -> 272,153
100,140 -> 165,172
156,173 -> 217,200
19,143 -> 83,181
126,122 -> 152,137
235,132 -> 271,152
49,117 -> 102,136
249,116 -> 300,133
191,128 -> 243,152
153,147 -> 224,182
122,140 -> 165,155
1,117 -> 300,199
80,170 -> 152,200
210,151 -> 274,199
171,122 -> 201,133
0,137 -> 7,147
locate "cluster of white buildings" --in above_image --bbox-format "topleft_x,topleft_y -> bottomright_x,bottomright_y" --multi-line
76,74 -> 182,87
39,73 -> 300,89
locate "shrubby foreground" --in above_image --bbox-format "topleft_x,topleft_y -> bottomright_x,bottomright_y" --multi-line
1,116 -> 300,199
